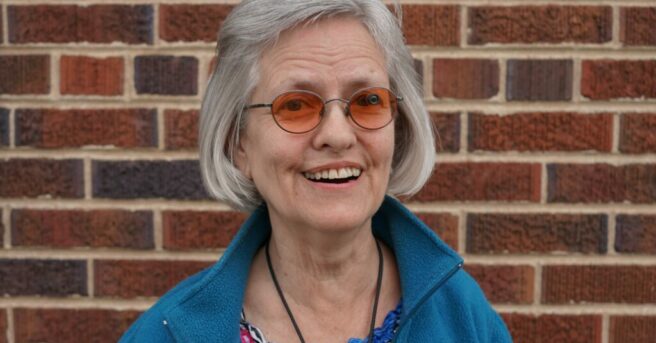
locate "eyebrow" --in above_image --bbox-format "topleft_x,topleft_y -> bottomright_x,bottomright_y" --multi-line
279,78 -> 383,95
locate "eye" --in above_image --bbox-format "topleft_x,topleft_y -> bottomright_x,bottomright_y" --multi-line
356,93 -> 381,106
283,99 -> 303,111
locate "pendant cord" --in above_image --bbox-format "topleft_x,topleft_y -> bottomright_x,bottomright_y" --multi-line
265,238 -> 384,343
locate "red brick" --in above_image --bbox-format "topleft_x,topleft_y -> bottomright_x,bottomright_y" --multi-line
165,109 -> 199,150
94,260 -> 210,298
14,308 -> 140,343
615,215 -> 656,254
414,213 -> 458,251
159,4 -> 233,42
0,159 -> 83,198
60,56 -> 123,95
134,55 -> 198,95
414,163 -> 541,202
469,6 -> 612,44
430,112 -> 460,153
12,209 -> 153,249
0,259 -> 86,296
8,5 -> 153,44
542,265 -> 656,304
582,60 -> 656,100
466,265 -> 534,304
16,108 -> 157,149
432,59 -> 499,99
621,8 -> 656,46
610,316 -> 656,343
0,55 -> 50,94
469,112 -> 613,152
467,214 -> 607,254
163,211 -> 245,250
620,113 -> 656,154
548,164 -> 656,203
401,5 -> 459,46
507,60 -> 573,101
502,313 -> 602,343
0,309 -> 5,343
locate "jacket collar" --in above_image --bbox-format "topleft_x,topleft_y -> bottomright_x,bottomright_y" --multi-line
163,196 -> 462,342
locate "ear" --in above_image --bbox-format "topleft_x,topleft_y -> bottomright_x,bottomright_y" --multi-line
234,132 -> 252,180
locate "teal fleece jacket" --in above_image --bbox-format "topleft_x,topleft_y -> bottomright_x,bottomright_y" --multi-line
120,196 -> 512,342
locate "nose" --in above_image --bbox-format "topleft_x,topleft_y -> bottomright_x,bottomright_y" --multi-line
311,100 -> 356,152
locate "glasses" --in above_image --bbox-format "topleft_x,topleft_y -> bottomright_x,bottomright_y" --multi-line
245,87 -> 402,134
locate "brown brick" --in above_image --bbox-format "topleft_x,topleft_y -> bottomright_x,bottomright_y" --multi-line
502,313 -> 602,343
14,308 -> 140,343
468,214 -> 607,254
165,109 -> 198,150
0,159 -> 83,198
0,309 -> 5,343
163,211 -> 245,250
401,5 -> 459,46
469,112 -> 613,152
0,108 -> 8,146
16,108 -> 157,149
582,60 -> 656,100
8,5 -> 153,44
507,60 -> 573,101
94,260 -> 210,298
0,55 -> 49,95
12,209 -> 153,249
414,163 -> 541,202
615,215 -> 656,254
548,164 -> 656,203
610,316 -> 656,343
0,259 -> 86,296
620,113 -> 656,154
432,59 -> 499,99
60,56 -> 123,95
621,8 -> 656,46
542,265 -> 656,304
430,112 -> 460,153
159,4 -> 233,42
414,213 -> 458,251
134,55 -> 198,95
469,6 -> 612,44
466,265 -> 534,304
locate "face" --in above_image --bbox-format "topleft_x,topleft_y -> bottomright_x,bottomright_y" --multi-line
236,17 -> 395,234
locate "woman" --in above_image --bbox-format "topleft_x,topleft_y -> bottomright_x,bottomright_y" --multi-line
121,1 -> 511,342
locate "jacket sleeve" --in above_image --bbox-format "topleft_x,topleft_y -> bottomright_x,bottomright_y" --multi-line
487,307 -> 513,343
119,308 -> 175,343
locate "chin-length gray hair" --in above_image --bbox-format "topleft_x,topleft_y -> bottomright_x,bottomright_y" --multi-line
199,0 -> 435,212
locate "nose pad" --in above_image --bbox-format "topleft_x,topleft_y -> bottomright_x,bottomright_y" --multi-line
323,98 -> 350,121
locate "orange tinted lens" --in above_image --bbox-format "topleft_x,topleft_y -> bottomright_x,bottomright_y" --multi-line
271,92 -> 322,133
349,88 -> 395,129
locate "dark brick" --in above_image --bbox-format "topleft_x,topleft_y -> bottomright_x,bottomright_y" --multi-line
507,60 -> 573,101
414,213 -> 458,251
0,108 -> 8,146
621,8 -> 656,46
135,56 -> 198,95
16,108 -> 157,149
14,309 -> 140,343
94,260 -> 210,298
0,55 -> 50,95
0,159 -> 83,198
60,56 -> 124,95
0,309 -> 5,343
469,112 -> 613,152
430,112 -> 460,153
164,109 -> 198,150
620,113 -> 656,154
0,259 -> 86,296
616,215 -> 656,254
469,6 -> 612,44
467,213 -> 607,254
8,5 -> 153,44
159,4 -> 233,42
401,5 -> 459,46
610,316 -> 656,343
163,211 -> 245,250
542,265 -> 656,304
466,265 -> 534,304
548,164 -> 656,203
433,59 -> 499,99
92,160 -> 208,200
582,60 -> 656,100
502,313 -> 602,343
414,163 -> 541,202
12,209 -> 153,249
0,209 -> 3,247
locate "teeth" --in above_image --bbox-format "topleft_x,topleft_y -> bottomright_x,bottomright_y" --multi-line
303,167 -> 362,181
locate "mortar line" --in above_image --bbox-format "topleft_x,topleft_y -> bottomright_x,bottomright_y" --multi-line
424,54 -> 433,101
126,51 -> 136,100
612,5 -> 621,47
459,4 -> 467,48
8,108 -> 14,149
2,205 -> 10,249
122,51 -> 130,102
153,209 -> 163,251
84,158 -> 92,200
153,2 -> 160,47
157,107 -> 165,150
572,57 -> 582,102
602,314 -> 610,343
7,307 -> 14,343
52,51 -> 60,99
534,263 -> 542,305
608,212 -> 617,255
612,113 -> 621,153
87,259 -> 94,298
198,55 -> 210,100
496,57 -> 507,102
540,163 -> 548,204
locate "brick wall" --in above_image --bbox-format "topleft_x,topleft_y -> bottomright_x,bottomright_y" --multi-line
1,1 -> 655,342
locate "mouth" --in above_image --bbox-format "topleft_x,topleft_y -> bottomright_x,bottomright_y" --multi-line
302,167 -> 362,184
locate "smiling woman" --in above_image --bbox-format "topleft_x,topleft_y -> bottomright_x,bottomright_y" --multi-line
119,1 -> 511,342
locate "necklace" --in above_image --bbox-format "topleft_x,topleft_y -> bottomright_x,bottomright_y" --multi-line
265,238 -> 384,343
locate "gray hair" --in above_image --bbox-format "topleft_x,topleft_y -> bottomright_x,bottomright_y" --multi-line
199,0 -> 435,212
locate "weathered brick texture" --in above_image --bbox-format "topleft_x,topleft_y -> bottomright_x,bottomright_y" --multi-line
0,108 -> 8,146
159,4 -> 234,42
12,209 -> 153,249
414,213 -> 458,250
0,159 -> 83,198
134,55 -> 198,95
60,56 -> 124,95
615,215 -> 656,254
502,313 -> 602,343
0,55 -> 50,95
0,259 -> 87,296
163,210 -> 246,250
620,8 -> 656,46
430,112 -> 460,153
432,59 -> 499,99
465,265 -> 534,304
507,60 -> 573,101
620,113 -> 656,154
165,109 -> 199,150
610,316 -> 656,343
400,5 -> 459,46
582,60 -> 656,100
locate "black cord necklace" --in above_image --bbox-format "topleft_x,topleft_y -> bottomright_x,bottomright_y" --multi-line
265,238 -> 384,343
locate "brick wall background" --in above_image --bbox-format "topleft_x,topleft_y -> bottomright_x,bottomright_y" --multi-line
1,0 -> 655,342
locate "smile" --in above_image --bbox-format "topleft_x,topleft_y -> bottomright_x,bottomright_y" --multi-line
302,167 -> 362,184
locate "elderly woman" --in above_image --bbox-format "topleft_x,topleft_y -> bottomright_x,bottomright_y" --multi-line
121,0 -> 510,342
